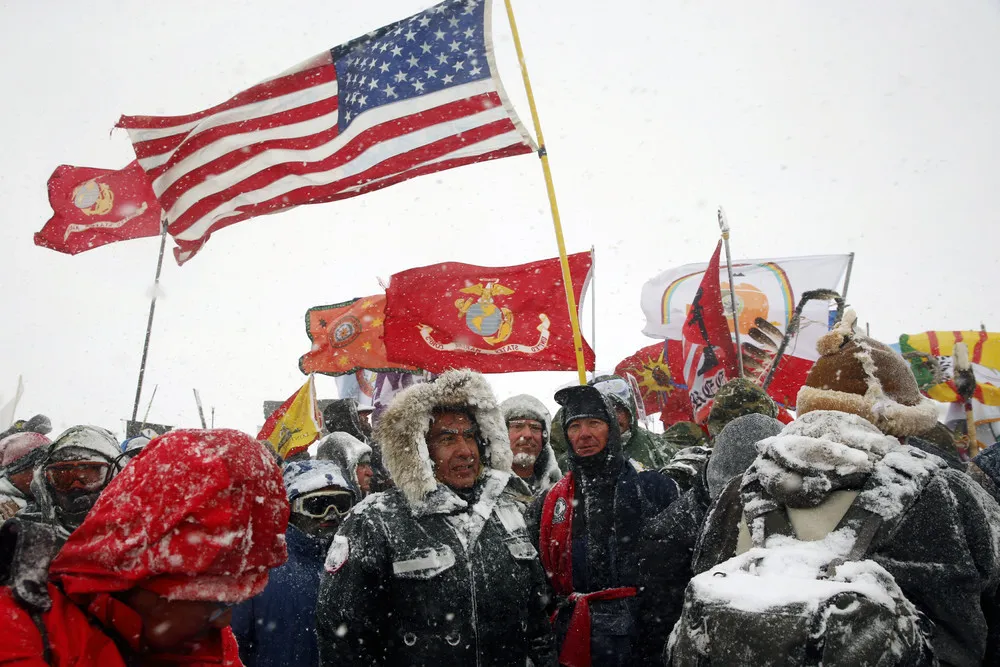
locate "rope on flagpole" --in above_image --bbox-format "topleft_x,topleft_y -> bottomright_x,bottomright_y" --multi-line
130,217 -> 169,422
503,0 -> 588,386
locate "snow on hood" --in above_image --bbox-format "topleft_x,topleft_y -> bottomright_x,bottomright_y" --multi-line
46,425 -> 120,464
375,369 -> 512,505
755,411 -> 901,478
316,431 -> 372,472
284,459 -> 356,503
500,394 -> 552,444
49,429 -> 289,603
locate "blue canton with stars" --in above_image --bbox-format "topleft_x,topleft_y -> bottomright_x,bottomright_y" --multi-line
331,0 -> 491,132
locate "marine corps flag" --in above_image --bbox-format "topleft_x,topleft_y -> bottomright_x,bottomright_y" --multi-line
34,161 -> 162,255
299,295 -> 416,376
384,253 -> 595,373
257,376 -> 322,459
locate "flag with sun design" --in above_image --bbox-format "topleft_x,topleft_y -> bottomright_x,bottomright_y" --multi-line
614,341 -> 694,424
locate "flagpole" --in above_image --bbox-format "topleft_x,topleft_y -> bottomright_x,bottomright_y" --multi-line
590,245 -> 596,382
842,251 -> 856,301
194,389 -> 208,429
503,0 -> 588,386
130,218 -> 168,422
717,207 -> 745,378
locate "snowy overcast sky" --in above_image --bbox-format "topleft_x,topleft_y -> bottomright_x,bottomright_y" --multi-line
2,0 -> 999,438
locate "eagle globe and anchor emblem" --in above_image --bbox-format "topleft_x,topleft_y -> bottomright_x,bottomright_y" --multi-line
417,279 -> 552,355
454,280 -> 516,345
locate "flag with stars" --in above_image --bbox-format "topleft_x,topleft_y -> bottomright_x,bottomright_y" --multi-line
118,0 -> 536,264
300,295 -> 418,376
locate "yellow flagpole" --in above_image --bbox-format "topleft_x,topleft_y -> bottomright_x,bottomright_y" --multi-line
502,0 -> 588,386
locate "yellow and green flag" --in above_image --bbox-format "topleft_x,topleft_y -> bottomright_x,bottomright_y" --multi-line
898,330 -> 1000,405
257,376 -> 322,459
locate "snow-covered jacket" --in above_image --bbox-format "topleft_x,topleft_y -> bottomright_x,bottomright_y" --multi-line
529,388 -> 679,667
692,411 -> 1000,667
500,394 -> 562,494
0,429 -> 289,666
231,525 -> 328,667
316,370 -> 556,667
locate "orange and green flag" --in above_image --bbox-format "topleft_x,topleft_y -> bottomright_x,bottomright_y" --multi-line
898,330 -> 1000,405
257,376 -> 322,459
299,295 -> 416,376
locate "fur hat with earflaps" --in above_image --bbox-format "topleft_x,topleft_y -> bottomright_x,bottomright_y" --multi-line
796,310 -> 939,437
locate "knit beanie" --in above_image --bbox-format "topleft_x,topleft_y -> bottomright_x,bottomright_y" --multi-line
796,311 -> 938,437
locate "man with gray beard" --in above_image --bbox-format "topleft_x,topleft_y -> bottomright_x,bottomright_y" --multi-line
501,395 -> 562,495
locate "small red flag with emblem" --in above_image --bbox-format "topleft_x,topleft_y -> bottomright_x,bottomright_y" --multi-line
34,161 -> 162,255
384,253 -> 595,373
299,295 -> 417,376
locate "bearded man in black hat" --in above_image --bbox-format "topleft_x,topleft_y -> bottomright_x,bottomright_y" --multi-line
529,384 -> 679,667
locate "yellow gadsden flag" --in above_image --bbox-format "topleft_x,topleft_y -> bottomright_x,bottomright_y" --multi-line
257,376 -> 322,459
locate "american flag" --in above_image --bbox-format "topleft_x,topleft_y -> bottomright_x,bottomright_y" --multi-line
117,0 -> 535,264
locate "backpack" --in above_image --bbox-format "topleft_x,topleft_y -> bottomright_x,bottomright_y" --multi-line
666,500 -> 935,667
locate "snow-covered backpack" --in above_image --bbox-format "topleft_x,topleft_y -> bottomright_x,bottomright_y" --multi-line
666,502 -> 935,667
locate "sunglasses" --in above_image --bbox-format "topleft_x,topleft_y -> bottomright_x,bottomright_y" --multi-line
292,490 -> 355,520
44,461 -> 112,493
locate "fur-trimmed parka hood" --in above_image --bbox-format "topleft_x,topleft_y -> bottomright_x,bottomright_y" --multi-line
375,369 -> 512,505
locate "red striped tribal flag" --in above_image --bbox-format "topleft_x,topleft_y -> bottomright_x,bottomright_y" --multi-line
117,0 -> 535,264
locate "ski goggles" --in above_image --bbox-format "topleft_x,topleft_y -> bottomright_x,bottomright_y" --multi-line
44,461 -> 112,493
592,377 -> 632,404
292,490 -> 355,520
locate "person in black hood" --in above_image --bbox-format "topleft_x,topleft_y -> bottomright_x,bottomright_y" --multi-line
529,385 -> 678,667
321,398 -> 393,492
322,399 -> 367,442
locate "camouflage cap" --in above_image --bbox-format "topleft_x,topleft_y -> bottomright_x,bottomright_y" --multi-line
661,421 -> 708,450
706,378 -> 778,438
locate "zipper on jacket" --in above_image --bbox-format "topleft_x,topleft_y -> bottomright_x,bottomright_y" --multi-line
446,518 -> 482,667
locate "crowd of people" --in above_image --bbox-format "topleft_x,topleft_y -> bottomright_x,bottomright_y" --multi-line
2,311 -> 1000,665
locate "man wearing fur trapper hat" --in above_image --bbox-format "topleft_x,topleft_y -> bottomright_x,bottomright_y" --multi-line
676,312 -> 1000,666
501,394 -> 562,495
316,370 -> 556,667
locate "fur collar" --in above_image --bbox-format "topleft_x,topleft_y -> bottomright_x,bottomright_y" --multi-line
375,370 -> 512,505
796,386 -> 939,437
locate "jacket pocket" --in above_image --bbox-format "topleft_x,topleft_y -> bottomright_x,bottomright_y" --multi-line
392,545 -> 456,579
505,539 -> 538,560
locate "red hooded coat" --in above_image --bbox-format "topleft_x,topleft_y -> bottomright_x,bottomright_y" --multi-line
0,429 -> 289,666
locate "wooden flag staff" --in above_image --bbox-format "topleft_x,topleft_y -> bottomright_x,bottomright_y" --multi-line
130,218 -> 168,422
503,0 -> 588,385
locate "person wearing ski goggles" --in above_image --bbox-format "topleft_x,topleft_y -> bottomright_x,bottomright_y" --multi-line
291,488 -> 356,533
231,459 -> 358,667
33,425 -> 121,534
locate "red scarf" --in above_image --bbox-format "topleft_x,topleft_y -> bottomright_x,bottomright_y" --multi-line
540,473 -> 575,597
539,473 -> 636,667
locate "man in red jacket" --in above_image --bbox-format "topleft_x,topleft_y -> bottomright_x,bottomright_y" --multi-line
0,428 -> 290,666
